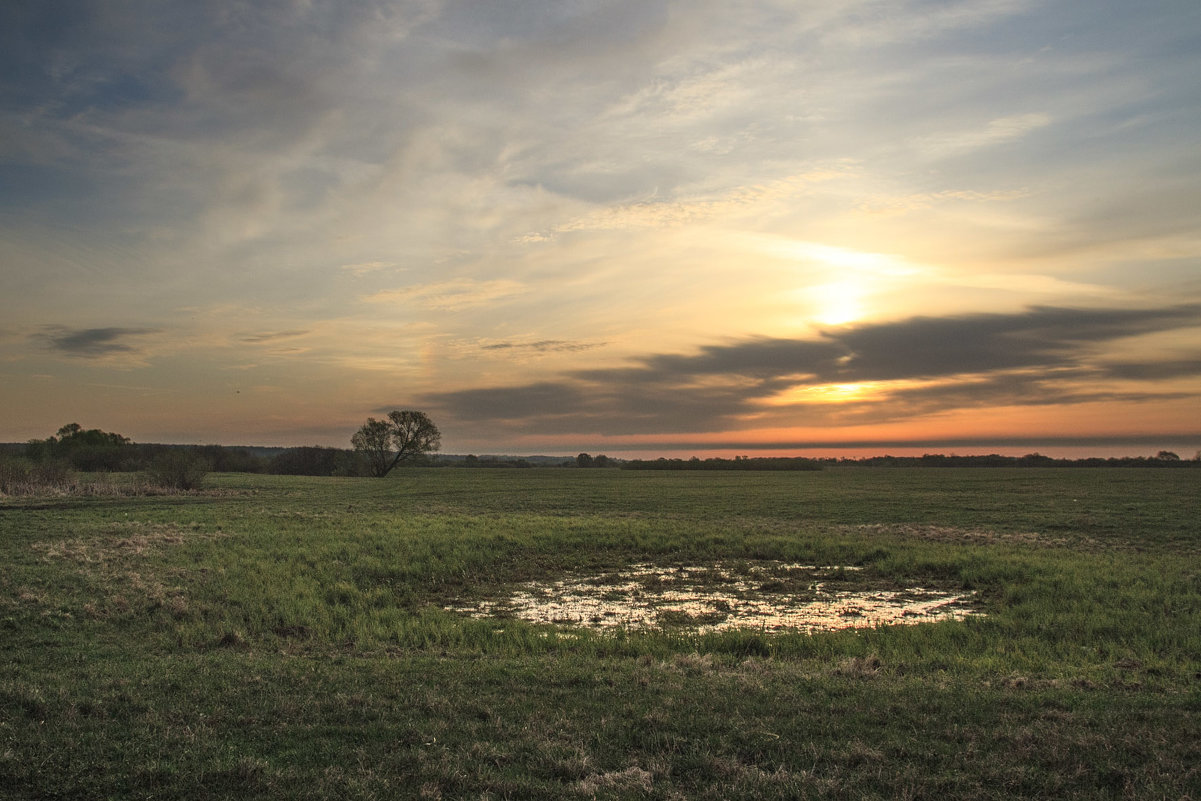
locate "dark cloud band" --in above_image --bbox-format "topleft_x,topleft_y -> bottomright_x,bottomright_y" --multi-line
423,303 -> 1201,435
37,326 -> 161,357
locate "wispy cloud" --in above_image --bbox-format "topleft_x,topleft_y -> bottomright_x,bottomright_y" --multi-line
918,113 -> 1052,158
856,188 -> 1030,216
238,330 -> 310,345
340,260 -> 399,277
478,340 -> 605,354
364,279 -> 527,312
522,168 -> 852,244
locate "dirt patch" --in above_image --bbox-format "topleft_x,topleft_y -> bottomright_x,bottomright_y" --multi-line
446,563 -> 981,633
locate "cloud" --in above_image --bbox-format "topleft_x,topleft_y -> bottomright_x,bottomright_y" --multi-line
340,260 -> 398,277
538,168 -> 852,239
364,279 -> 527,311
422,303 -> 1201,435
238,330 -> 310,344
387,382 -> 588,421
1102,359 -> 1201,381
626,305 -> 1201,386
37,326 -> 161,358
918,113 -> 1052,157
479,340 -> 605,354
819,369 -> 1195,427
855,188 -> 1030,216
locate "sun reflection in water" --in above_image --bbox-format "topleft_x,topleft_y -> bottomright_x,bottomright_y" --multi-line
446,563 -> 981,634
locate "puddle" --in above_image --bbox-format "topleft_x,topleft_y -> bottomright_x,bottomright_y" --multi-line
445,563 -> 981,634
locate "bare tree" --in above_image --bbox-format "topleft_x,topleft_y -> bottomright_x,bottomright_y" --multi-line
351,410 -> 441,477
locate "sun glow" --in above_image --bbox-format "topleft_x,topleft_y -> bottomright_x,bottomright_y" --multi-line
763,382 -> 882,406
764,240 -> 919,275
756,238 -> 925,327
811,280 -> 865,325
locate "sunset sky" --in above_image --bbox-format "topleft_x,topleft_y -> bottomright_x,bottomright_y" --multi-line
2,1 -> 1200,457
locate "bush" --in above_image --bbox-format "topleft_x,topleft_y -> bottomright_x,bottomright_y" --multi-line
145,449 -> 210,490
0,457 -> 75,495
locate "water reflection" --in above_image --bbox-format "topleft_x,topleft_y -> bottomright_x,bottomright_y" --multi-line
446,563 -> 980,633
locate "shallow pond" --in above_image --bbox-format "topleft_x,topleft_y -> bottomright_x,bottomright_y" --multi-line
446,562 -> 981,633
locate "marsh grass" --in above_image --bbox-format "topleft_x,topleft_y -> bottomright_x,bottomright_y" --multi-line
0,463 -> 221,499
2,468 -> 1199,798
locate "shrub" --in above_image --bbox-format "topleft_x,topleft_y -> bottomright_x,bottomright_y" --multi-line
0,457 -> 75,495
145,449 -> 210,490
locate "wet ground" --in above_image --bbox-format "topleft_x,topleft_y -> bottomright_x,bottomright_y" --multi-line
446,562 -> 981,633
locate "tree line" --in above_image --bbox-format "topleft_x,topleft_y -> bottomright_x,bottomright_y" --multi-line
621,452 -> 1199,470
6,417 -> 1196,481
4,424 -> 370,478
817,452 -> 1200,468
621,456 -> 823,471
4,412 -> 444,480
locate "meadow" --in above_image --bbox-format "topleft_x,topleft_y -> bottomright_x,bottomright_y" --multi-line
1,467 -> 1199,799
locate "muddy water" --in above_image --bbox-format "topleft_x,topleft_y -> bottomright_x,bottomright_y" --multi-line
446,563 -> 981,633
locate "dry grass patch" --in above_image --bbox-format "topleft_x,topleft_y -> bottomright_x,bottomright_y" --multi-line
2,479 -> 197,499
29,522 -> 223,619
847,523 -> 1077,548
32,521 -> 221,563
574,766 -> 654,796
833,654 -> 884,679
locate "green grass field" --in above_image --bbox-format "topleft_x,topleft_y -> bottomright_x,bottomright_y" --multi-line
2,467 -> 1199,799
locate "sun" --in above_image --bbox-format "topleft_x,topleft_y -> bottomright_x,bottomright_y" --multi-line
811,279 -> 865,325
761,237 -> 921,328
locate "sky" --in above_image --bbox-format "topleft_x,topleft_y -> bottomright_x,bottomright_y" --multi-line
2,0 -> 1200,458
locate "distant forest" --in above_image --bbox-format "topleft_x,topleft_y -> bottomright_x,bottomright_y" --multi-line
1,423 -> 1196,477
620,452 -> 1198,470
